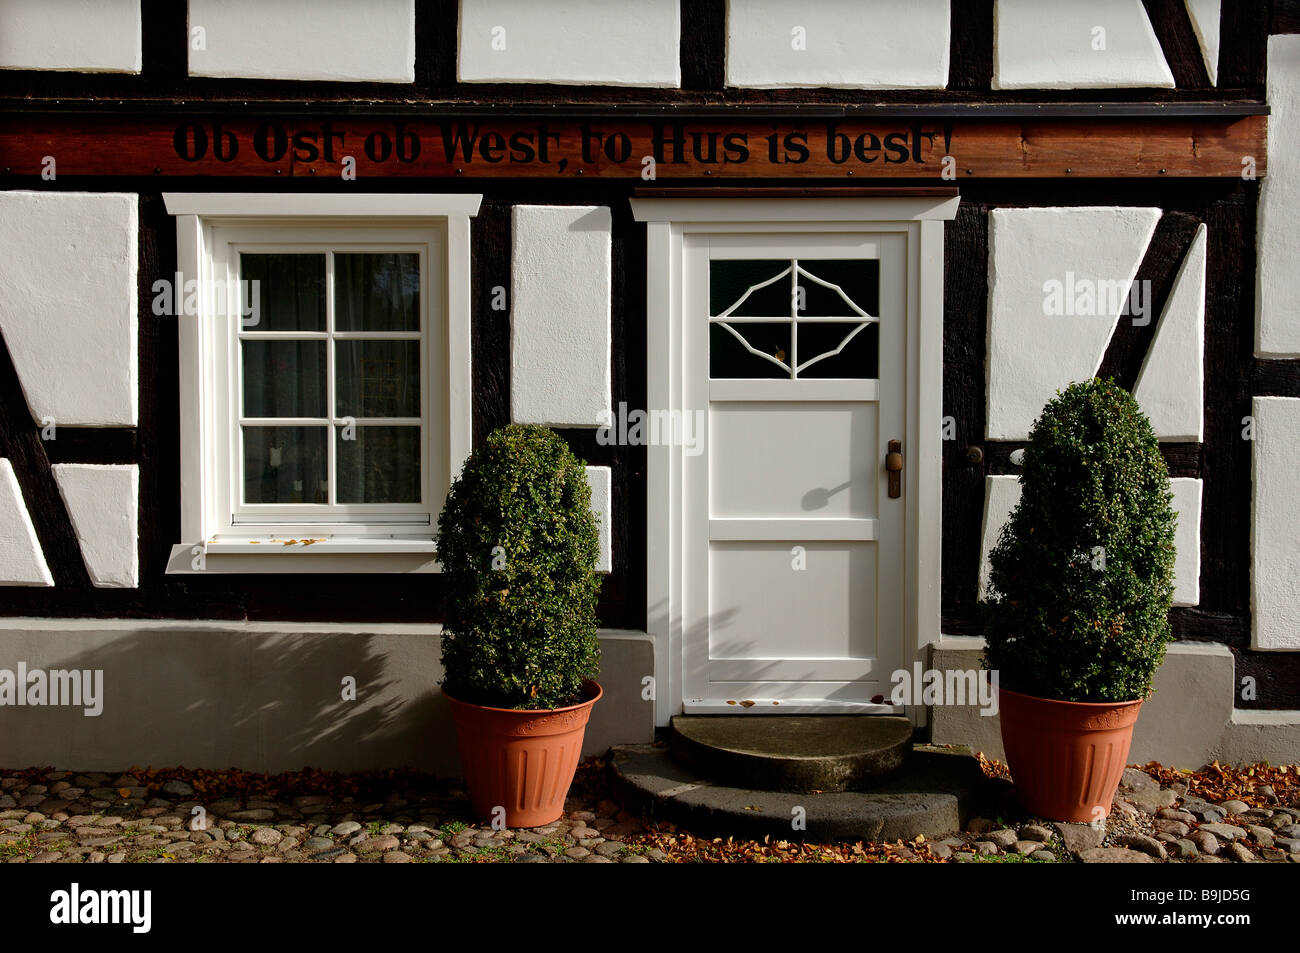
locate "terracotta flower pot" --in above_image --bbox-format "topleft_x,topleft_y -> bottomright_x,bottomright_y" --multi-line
998,686 -> 1144,823
443,680 -> 602,828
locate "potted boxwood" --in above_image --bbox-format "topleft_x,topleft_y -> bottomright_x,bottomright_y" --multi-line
437,423 -> 602,828
982,379 -> 1178,823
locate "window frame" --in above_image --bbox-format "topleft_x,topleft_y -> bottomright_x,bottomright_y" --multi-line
219,230 -> 436,532
163,194 -> 481,573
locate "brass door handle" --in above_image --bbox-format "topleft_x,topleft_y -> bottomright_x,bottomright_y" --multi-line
886,440 -> 903,499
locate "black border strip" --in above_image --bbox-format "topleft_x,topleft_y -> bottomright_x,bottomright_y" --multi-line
0,101 -> 1269,118
1096,210 -> 1203,389
948,0 -> 994,91
1143,0 -> 1214,88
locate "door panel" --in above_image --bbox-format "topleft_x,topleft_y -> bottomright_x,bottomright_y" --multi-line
683,231 -> 906,708
709,401 -> 878,519
708,541 -> 879,660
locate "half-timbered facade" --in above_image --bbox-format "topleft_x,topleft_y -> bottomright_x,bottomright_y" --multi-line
0,0 -> 1296,772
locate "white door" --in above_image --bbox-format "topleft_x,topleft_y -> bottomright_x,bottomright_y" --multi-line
683,232 -> 907,710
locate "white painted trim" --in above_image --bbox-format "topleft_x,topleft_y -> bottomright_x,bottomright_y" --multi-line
175,213 -> 212,544
632,196 -> 960,224
1230,709 -> 1300,726
204,538 -> 438,555
166,195 -> 480,573
163,194 -> 483,218
167,542 -> 438,574
446,211 -> 475,481
915,218 -> 946,651
685,700 -> 900,715
636,195 -> 957,726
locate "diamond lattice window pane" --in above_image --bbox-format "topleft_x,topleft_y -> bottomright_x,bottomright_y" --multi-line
796,260 -> 879,317
797,322 -> 879,379
709,259 -> 792,317
709,321 -> 791,379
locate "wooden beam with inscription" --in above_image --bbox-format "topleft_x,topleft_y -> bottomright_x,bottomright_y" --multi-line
0,114 -> 1267,179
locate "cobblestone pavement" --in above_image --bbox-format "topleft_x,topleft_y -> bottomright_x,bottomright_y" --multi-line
933,766 -> 1300,864
2,759 -> 1297,863
0,762 -> 653,864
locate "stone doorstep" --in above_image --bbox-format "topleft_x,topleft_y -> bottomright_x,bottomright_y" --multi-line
609,743 -> 984,843
668,715 -> 914,794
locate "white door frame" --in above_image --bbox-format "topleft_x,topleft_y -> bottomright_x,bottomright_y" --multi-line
631,195 -> 960,727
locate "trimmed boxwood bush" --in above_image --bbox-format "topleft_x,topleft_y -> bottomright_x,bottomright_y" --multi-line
437,424 -> 601,710
982,379 -> 1177,703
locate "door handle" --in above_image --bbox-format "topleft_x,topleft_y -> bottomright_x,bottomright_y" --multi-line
886,440 -> 903,499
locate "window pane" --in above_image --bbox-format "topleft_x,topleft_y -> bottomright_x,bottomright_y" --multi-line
239,254 -> 325,332
709,260 -> 792,317
797,260 -> 880,317
242,341 -> 327,418
709,321 -> 791,379
336,426 -> 421,503
797,322 -> 879,379
334,340 -> 420,418
335,253 -> 420,332
243,426 -> 328,504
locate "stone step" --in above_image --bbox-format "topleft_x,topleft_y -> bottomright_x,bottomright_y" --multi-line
610,743 -> 984,843
669,715 -> 914,793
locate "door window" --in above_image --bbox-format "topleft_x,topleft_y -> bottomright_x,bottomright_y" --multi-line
708,258 -> 880,379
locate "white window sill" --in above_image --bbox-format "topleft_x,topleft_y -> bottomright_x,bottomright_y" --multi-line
166,537 -> 440,574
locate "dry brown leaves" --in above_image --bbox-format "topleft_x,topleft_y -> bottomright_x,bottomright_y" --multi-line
1138,759 -> 1300,807
626,825 -> 943,864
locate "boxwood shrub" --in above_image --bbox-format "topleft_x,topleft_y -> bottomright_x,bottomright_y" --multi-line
982,379 -> 1178,703
437,424 -> 601,710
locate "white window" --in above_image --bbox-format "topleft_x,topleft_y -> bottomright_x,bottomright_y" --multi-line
162,194 -> 481,573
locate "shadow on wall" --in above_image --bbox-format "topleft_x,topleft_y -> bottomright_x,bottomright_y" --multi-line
0,627 -> 459,776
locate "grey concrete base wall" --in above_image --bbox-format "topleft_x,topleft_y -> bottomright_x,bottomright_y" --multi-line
928,637 -> 1300,769
0,621 -> 656,775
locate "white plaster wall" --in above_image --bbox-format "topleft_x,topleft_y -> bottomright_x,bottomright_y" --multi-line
1251,397 -> 1300,649
1133,223 -> 1206,442
977,475 -> 1021,598
52,464 -> 139,588
993,0 -> 1175,89
458,0 -> 679,86
510,206 -> 612,428
725,0 -> 950,89
986,206 -> 1159,441
980,474 -> 1201,606
1169,477 -> 1202,607
0,191 -> 137,427
1257,35 -> 1300,358
586,465 -> 612,573
1184,0 -> 1220,85
0,0 -> 141,73
188,0 -> 415,82
0,459 -> 52,587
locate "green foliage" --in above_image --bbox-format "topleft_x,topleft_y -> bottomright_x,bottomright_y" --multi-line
437,424 -> 601,710
981,379 -> 1177,703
